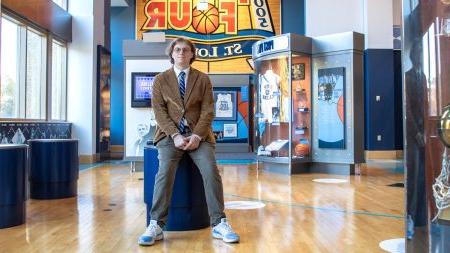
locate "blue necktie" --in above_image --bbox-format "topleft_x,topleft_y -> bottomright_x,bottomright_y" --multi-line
178,71 -> 186,133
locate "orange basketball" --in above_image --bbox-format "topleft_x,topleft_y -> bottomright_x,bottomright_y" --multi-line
337,95 -> 344,122
295,143 -> 309,156
192,3 -> 219,34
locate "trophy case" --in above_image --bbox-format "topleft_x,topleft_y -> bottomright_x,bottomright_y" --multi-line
403,0 -> 450,251
252,34 -> 312,174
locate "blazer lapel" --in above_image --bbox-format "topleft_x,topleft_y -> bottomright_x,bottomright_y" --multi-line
164,68 -> 184,106
185,68 -> 199,104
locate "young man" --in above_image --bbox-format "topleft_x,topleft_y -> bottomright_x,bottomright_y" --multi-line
138,37 -> 240,246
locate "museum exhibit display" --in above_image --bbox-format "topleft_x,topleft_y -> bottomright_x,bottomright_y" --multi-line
252,33 -> 313,174
252,32 -> 365,174
210,75 -> 251,153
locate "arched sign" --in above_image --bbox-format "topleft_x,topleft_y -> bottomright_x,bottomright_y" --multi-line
136,0 -> 280,73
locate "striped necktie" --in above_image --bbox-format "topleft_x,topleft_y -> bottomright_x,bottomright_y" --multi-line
178,71 -> 186,132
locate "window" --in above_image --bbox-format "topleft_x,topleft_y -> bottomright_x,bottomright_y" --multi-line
52,0 -> 67,10
26,28 -> 47,119
0,17 -> 21,118
0,14 -> 68,121
51,40 -> 67,120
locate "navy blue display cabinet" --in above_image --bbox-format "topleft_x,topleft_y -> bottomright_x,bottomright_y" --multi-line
0,144 -> 28,229
28,139 -> 79,199
143,146 -> 210,231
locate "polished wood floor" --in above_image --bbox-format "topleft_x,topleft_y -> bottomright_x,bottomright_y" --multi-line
0,160 -> 404,253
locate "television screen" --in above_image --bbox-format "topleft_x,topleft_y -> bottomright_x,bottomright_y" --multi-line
131,72 -> 158,107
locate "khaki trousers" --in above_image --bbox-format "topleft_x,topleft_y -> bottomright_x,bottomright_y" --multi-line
150,136 -> 225,227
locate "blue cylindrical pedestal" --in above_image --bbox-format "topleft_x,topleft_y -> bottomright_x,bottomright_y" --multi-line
144,146 -> 210,231
28,139 -> 79,199
0,144 -> 27,229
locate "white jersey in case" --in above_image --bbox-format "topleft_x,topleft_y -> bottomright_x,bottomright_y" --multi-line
259,70 -> 280,123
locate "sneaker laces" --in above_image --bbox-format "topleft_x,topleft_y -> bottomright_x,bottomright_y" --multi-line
145,221 -> 160,235
219,220 -> 235,234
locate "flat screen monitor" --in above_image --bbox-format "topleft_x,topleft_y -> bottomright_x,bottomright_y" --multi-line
131,72 -> 158,107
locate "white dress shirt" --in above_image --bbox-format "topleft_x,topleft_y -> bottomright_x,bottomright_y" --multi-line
173,66 -> 190,89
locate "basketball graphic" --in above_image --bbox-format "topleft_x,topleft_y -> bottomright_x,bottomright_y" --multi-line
192,3 -> 219,34
295,143 -> 309,156
337,95 -> 344,122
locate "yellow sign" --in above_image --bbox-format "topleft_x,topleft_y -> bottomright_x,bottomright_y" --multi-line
136,0 -> 280,73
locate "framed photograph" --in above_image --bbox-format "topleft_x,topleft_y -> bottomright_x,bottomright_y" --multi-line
223,124 -> 237,138
292,63 -> 305,80
213,90 -> 237,121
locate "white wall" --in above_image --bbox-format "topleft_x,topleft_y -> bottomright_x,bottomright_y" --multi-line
67,0 -> 105,156
393,0 -> 402,26
306,0 -> 394,49
364,0 -> 393,49
306,0 -> 364,37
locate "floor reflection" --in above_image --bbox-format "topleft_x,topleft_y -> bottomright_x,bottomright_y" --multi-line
0,160 -> 404,252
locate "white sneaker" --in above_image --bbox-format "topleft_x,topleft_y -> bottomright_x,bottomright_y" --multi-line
407,215 -> 414,240
212,218 -> 240,243
138,220 -> 164,246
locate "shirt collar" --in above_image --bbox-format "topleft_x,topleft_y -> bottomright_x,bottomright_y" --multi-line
173,65 -> 190,78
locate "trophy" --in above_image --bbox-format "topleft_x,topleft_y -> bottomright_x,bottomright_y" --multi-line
432,104 -> 450,221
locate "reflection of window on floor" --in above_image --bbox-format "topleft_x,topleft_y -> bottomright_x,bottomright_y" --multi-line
0,14 -> 68,120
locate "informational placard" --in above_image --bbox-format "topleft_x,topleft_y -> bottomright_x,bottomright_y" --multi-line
317,67 -> 346,149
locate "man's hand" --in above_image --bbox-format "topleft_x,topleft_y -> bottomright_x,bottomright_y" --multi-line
183,134 -> 201,151
173,134 -> 188,149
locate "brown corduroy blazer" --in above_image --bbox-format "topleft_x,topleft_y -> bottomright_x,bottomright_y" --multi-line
151,67 -> 216,144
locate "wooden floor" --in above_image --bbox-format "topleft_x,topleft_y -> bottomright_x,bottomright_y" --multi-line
0,160 -> 404,253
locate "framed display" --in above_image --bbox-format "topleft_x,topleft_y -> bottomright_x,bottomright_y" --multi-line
292,63 -> 305,80
213,90 -> 237,121
131,72 -> 158,108
223,123 -> 238,138
317,67 -> 346,149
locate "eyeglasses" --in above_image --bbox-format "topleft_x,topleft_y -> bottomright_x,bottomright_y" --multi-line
173,47 -> 191,54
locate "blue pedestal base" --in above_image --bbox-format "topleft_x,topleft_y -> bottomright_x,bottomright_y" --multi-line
28,139 -> 79,200
30,181 -> 77,199
144,146 -> 210,231
0,144 -> 27,229
0,203 -> 25,229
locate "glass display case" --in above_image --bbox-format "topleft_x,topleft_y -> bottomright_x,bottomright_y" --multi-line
252,32 -> 364,175
403,0 -> 450,251
252,34 -> 312,174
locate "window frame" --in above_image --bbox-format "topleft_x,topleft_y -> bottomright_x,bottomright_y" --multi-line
49,37 -> 68,121
0,12 -> 68,122
25,26 -> 48,120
